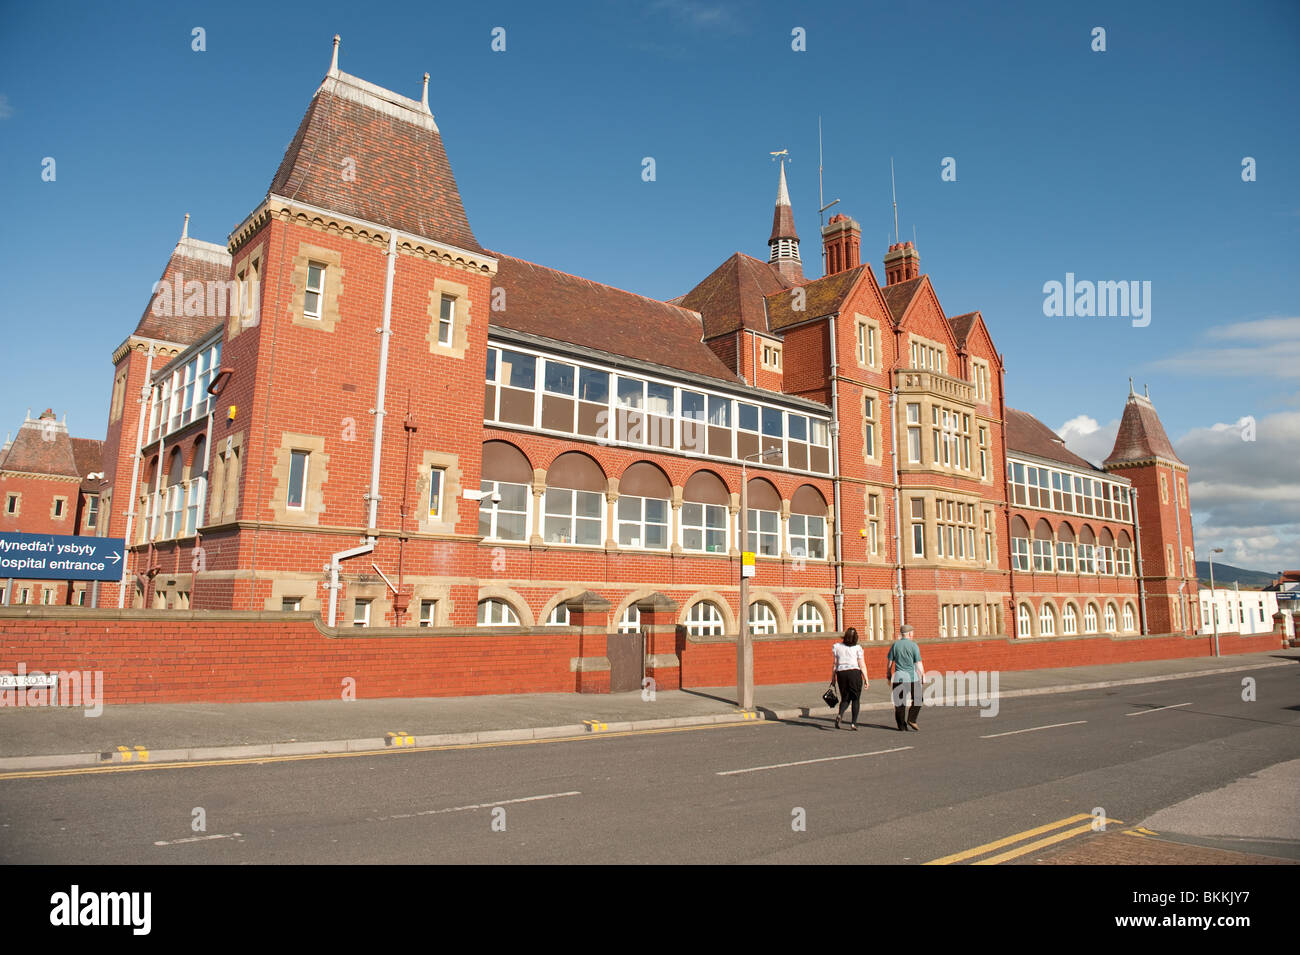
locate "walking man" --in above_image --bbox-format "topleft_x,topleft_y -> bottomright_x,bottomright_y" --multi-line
886,624 -> 924,731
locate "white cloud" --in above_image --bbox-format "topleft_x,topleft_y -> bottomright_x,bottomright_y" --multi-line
1148,316 -> 1300,379
1057,415 -> 1119,467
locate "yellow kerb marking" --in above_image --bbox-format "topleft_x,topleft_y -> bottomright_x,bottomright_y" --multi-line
925,814 -> 1093,865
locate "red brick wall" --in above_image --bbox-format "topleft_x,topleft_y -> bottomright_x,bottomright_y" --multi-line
0,610 -> 1281,705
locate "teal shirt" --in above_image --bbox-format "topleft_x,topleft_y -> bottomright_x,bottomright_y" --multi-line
886,638 -> 922,683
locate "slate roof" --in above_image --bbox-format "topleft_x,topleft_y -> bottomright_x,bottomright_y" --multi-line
948,312 -> 978,348
1104,393 -> 1184,467
1005,407 -> 1103,473
767,265 -> 867,330
677,253 -> 788,338
70,438 -> 105,490
881,276 -> 924,324
133,237 -> 231,346
268,69 -> 481,253
0,414 -> 80,478
488,254 -> 742,384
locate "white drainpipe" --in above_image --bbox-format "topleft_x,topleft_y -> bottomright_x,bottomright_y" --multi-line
327,230 -> 397,626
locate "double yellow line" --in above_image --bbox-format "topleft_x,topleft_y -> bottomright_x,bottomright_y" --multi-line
925,812 -> 1122,865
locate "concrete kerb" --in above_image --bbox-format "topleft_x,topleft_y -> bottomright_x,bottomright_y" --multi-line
0,659 -> 1289,773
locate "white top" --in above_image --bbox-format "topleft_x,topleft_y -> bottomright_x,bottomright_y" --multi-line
832,642 -> 865,671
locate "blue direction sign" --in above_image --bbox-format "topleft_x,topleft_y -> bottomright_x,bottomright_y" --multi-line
0,532 -> 126,582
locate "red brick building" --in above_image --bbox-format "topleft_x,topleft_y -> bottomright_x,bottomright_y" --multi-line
88,44 -> 1200,662
0,409 -> 104,606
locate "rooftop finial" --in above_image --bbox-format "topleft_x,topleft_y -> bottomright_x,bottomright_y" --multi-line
1128,376 -> 1134,395
1144,383 -> 1150,399
329,34 -> 340,76
182,212 -> 189,240
421,72 -> 430,113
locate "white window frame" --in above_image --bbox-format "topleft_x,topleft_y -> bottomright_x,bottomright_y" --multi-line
748,601 -> 778,635
429,467 -> 445,520
788,512 -> 826,561
616,494 -> 670,550
685,600 -> 725,636
1084,604 -> 1098,634
618,605 -> 641,634
1039,604 -> 1056,637
681,502 -> 728,554
478,480 -> 530,542
419,599 -> 437,627
287,450 -> 309,511
477,598 -> 520,627
1122,604 -> 1134,632
438,294 -> 455,346
353,599 -> 371,628
543,487 -> 604,547
793,602 -> 825,633
304,262 -> 325,319
744,508 -> 780,558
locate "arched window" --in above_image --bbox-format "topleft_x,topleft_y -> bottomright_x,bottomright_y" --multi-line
164,448 -> 185,538
616,463 -> 671,550
793,601 -> 825,633
479,441 -> 532,541
1078,525 -> 1097,574
1098,528 -> 1115,575
1018,602 -> 1033,637
742,479 -> 781,557
1032,519 -> 1054,572
1010,515 -> 1031,571
1039,603 -> 1056,636
544,452 -> 605,546
748,601 -> 778,634
1116,530 -> 1134,576
545,604 -> 569,625
477,598 -> 520,626
789,486 -> 828,561
685,600 -> 725,636
185,437 -> 206,537
1084,603 -> 1099,634
617,605 -> 640,634
1104,602 -> 1118,634
1062,603 -> 1078,636
1122,603 -> 1135,632
682,472 -> 729,553
1056,523 -> 1076,573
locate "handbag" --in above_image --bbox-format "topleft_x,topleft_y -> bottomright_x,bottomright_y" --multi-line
822,682 -> 839,708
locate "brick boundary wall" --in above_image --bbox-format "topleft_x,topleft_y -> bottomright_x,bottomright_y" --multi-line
0,608 -> 1286,705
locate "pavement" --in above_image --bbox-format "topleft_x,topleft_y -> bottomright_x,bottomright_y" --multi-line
0,650 -> 1295,772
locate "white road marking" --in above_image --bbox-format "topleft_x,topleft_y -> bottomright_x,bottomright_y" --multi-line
154,832 -> 243,846
1125,702 -> 1192,717
717,746 -> 912,776
373,790 -> 582,821
979,720 -> 1087,739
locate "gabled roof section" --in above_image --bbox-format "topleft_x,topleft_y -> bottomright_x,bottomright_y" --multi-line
1104,391 -> 1184,467
767,265 -> 868,330
1006,407 -> 1103,473
488,254 -> 742,384
881,276 -> 925,325
948,312 -> 978,348
70,438 -> 104,480
133,236 -> 231,346
0,412 -> 80,478
268,69 -> 481,253
677,252 -> 788,338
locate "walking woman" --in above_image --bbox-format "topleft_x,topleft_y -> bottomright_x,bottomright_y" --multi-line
830,626 -> 869,730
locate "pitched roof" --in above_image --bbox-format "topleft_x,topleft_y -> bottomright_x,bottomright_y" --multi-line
70,438 -> 105,489
0,413 -> 80,478
881,276 -> 925,323
488,254 -> 742,384
677,252 -> 788,338
948,312 -> 978,348
268,69 -> 481,253
133,236 -> 231,346
1104,392 -> 1184,467
1005,407 -> 1102,472
767,265 -> 867,330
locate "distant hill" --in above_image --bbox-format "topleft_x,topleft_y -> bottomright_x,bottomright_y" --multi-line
1195,560 -> 1277,590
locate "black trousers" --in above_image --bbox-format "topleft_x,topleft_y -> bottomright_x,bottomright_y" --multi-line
836,669 -> 863,723
891,680 -> 921,728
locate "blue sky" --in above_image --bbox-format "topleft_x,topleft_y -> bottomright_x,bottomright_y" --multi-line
1,0 -> 1297,568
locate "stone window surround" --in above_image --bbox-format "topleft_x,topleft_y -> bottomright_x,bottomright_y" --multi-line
5,492 -> 20,517
208,431 -> 245,526
346,579 -> 392,628
416,451 -> 463,535
287,242 -> 344,333
50,496 -> 68,520
854,314 -> 881,370
227,241 -> 266,340
426,277 -> 472,360
270,433 -> 329,526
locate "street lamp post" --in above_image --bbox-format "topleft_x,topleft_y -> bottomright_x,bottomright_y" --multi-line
1208,547 -> 1224,657
738,447 -> 780,710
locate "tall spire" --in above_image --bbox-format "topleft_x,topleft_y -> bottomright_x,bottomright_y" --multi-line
768,158 -> 803,284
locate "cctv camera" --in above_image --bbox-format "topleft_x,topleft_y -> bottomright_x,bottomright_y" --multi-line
491,490 -> 502,504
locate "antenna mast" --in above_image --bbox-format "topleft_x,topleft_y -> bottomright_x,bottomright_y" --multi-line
817,117 -> 840,275
891,157 -> 900,244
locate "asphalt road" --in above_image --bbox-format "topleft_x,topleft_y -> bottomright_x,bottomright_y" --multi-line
1,666 -> 1297,864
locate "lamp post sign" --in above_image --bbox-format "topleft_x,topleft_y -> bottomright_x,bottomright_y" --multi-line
0,532 -> 125,583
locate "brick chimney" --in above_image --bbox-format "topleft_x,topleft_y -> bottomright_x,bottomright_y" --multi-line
883,240 -> 920,285
822,213 -> 860,276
